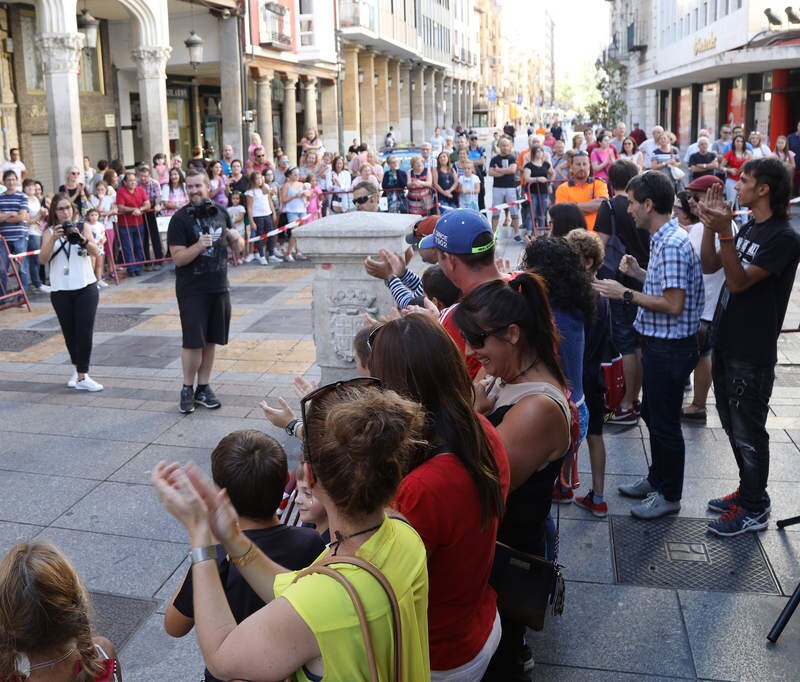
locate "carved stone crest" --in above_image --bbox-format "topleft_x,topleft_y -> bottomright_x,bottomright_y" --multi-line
329,288 -> 377,362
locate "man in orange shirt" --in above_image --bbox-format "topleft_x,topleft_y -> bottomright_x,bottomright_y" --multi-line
554,150 -> 609,230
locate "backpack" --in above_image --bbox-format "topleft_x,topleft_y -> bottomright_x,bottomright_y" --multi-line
598,198 -> 626,281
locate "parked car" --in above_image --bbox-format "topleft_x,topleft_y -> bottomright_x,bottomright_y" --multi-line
378,146 -> 422,173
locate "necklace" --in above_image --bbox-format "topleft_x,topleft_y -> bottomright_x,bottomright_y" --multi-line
25,646 -> 76,673
504,358 -> 538,384
328,521 -> 384,556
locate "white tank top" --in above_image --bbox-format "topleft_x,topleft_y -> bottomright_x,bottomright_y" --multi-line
47,232 -> 97,291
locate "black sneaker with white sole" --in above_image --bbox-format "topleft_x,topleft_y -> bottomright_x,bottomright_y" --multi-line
194,385 -> 221,409
180,385 -> 196,414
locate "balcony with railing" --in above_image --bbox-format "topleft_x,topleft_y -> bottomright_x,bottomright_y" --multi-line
340,0 -> 378,33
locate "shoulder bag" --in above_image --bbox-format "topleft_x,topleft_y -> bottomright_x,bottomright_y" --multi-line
291,555 -> 403,682
598,198 -> 626,280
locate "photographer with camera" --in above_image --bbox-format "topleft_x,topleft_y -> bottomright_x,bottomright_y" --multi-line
39,193 -> 103,391
168,169 -> 243,414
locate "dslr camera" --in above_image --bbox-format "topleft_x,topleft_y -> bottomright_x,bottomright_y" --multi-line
62,220 -> 85,246
187,198 -> 218,219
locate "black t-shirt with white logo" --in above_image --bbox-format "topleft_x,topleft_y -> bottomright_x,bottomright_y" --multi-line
716,216 -> 800,365
167,202 -> 233,298
490,154 -> 518,188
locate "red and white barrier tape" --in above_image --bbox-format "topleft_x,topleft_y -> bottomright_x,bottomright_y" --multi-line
247,214 -> 314,243
8,249 -> 40,260
480,198 -> 528,215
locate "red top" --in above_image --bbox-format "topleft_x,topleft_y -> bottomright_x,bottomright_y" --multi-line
440,303 -> 482,379
115,185 -> 148,227
393,415 -> 510,670
723,150 -> 748,180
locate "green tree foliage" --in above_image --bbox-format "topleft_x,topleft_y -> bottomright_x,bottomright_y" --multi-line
586,60 -> 628,129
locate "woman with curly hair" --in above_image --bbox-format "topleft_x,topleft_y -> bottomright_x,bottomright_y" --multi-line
0,542 -> 120,681
524,236 -> 595,502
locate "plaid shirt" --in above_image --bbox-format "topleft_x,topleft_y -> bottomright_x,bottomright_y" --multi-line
634,218 -> 703,339
139,179 -> 161,207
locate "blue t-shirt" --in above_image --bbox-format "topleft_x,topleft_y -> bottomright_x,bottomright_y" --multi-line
552,307 -> 585,404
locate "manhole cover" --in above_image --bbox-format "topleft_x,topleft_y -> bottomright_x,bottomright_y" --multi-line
0,329 -> 59,351
609,515 -> 780,594
89,591 -> 157,650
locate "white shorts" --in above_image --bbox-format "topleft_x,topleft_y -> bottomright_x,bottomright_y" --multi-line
491,187 -> 520,217
430,609 -> 501,682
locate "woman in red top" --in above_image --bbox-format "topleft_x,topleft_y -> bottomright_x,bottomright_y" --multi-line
368,314 -> 510,680
0,542 -> 121,682
721,134 -> 752,205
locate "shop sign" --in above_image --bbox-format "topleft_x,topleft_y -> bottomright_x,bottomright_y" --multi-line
694,34 -> 717,55
166,85 -> 190,99
168,119 -> 180,140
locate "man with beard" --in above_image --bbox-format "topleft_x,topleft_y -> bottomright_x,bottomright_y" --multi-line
554,150 -> 609,230
167,169 -> 243,414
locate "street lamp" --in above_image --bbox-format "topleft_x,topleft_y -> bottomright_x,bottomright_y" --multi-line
77,3 -> 99,52
184,30 -> 204,70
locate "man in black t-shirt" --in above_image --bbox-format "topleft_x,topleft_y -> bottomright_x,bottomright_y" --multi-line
168,169 -> 243,414
488,135 -> 521,239
688,136 -> 719,181
595,160 -> 650,425
698,158 -> 800,537
550,118 -> 564,142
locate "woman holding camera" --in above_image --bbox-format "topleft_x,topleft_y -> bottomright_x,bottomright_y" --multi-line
39,193 -> 103,392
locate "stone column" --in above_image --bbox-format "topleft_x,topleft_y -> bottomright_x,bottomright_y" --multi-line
304,76 -> 318,138
452,80 -> 461,129
282,76 -> 298,165
131,45 -> 172,166
461,80 -> 469,128
358,50 -> 376,149
373,55 -> 389,145
342,44 -> 361,147
398,63 -> 411,143
435,71 -> 445,130
466,81 -> 474,129
424,69 -> 435,136
319,80 -> 339,153
388,60 -> 401,143
300,212 -> 421,383
256,71 -> 274,161
219,15 -> 243,159
36,33 -> 84,189
411,65 -> 426,144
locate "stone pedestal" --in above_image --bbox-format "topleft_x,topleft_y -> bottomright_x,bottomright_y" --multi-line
131,45 -> 172,165
219,16 -> 243,159
299,212 -> 420,383
36,32 -> 84,190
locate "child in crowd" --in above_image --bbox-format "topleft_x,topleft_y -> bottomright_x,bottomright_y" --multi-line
90,181 -> 117,273
304,173 -> 323,222
295,463 -> 330,544
153,153 -> 169,186
165,429 -> 325,682
458,160 -> 480,211
227,191 -> 247,240
247,131 -> 263,165
85,207 -> 108,288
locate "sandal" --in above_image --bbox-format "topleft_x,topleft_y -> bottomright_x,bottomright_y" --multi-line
295,252 -> 308,260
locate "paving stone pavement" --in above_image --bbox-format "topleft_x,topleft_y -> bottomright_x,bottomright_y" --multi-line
1,227 -> 799,681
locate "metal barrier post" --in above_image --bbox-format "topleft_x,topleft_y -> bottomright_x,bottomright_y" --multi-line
0,235 -> 32,311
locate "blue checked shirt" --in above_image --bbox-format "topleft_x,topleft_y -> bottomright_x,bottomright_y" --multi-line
634,218 -> 703,339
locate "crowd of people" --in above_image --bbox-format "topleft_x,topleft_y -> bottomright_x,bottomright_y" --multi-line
0,115 -> 799,681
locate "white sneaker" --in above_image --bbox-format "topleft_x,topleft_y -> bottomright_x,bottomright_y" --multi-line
97,280 -> 109,288
268,254 -> 282,264
37,283 -> 51,293
259,255 -> 268,265
244,254 -> 255,263
67,371 -> 78,388
74,375 -> 103,392
285,253 -> 295,262
274,246 -> 285,257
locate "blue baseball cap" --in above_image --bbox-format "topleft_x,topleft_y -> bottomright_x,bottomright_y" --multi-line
418,209 -> 495,254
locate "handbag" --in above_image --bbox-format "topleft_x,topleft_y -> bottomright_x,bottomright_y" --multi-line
670,165 -> 686,181
602,354 -> 626,411
291,555 -> 403,682
598,198 -> 626,280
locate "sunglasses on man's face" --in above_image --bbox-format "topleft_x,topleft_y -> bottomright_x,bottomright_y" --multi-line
299,377 -> 383,463
353,194 -> 373,205
460,324 -> 510,349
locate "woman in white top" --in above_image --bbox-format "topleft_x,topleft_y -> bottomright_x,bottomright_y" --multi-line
748,131 -> 772,160
618,136 -> 644,171
38,194 -> 103,392
161,168 -> 188,217
329,155 -> 353,213
244,171 -> 278,265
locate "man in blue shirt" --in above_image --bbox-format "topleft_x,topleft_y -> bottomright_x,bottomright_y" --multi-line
0,169 -> 30,296
593,171 -> 703,520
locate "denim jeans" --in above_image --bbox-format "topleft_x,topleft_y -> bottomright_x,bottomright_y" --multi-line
712,351 -> 775,512
27,233 -> 42,287
118,224 -> 144,275
0,235 -> 29,293
641,335 -> 699,502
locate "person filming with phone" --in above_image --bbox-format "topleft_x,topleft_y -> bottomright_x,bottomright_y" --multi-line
38,193 -> 104,392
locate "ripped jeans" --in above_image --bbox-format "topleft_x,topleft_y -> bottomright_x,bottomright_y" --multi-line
711,351 -> 775,513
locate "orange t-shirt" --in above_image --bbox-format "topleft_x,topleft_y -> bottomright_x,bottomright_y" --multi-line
554,179 -> 609,231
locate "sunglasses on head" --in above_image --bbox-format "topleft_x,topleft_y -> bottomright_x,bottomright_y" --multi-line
299,377 -> 383,463
366,324 -> 383,351
460,324 -> 510,349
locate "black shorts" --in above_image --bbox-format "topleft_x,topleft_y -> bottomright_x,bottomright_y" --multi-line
178,291 -> 231,349
584,370 -> 606,436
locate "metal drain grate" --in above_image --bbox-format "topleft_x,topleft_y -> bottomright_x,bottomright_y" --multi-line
609,515 -> 780,594
89,591 -> 157,650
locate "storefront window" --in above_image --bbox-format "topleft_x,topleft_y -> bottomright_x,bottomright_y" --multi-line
167,84 -> 193,163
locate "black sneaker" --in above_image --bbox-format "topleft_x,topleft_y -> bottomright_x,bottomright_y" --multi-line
179,385 -> 195,414
194,385 -> 221,409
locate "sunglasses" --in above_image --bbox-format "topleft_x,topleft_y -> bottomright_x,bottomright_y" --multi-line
299,377 -> 382,464
572,150 -> 588,157
460,324 -> 510,349
366,324 -> 383,351
353,194 -> 374,205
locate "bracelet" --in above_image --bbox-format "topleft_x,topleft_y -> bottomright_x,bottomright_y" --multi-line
285,418 -> 299,436
189,545 -> 216,565
718,234 -> 735,242
230,542 -> 257,568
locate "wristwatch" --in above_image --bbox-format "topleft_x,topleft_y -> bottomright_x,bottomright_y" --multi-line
623,290 -> 634,305
190,545 -> 216,565
285,418 -> 299,437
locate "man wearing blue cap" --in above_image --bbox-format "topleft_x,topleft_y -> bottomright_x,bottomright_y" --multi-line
419,209 -> 504,378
